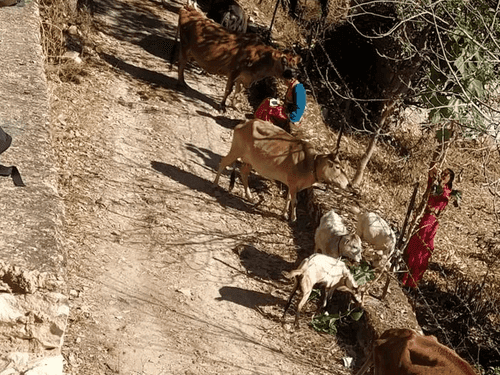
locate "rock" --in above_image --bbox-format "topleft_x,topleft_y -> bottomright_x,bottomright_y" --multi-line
0,354 -> 63,375
176,288 -> 192,298
62,51 -> 82,64
24,355 -> 63,375
67,25 -> 78,35
0,292 -> 69,351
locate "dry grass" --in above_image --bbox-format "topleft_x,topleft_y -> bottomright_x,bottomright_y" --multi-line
246,0 -> 306,47
248,0 -> 349,48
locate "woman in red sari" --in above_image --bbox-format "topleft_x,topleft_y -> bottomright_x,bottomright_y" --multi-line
402,166 -> 455,288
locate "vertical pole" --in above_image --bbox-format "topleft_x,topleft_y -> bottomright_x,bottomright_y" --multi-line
268,0 -> 280,37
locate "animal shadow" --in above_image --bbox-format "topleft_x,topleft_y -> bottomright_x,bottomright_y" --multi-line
216,286 -> 282,310
233,244 -> 293,281
151,161 -> 262,215
196,110 -> 244,130
138,34 -> 177,62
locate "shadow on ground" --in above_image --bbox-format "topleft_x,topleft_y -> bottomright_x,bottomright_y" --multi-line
216,286 -> 283,310
151,160 -> 283,221
234,244 -> 293,281
92,0 -> 178,44
196,111 -> 244,130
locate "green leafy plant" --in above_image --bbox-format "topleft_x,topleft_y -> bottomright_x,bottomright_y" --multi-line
310,311 -> 340,334
349,261 -> 376,286
310,306 -> 364,335
397,0 -> 500,135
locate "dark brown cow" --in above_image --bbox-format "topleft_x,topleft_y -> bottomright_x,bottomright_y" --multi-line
176,3 -> 301,111
356,328 -> 478,375
213,119 -> 350,222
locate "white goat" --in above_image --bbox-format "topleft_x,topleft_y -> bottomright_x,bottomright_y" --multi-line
314,209 -> 363,263
355,210 -> 397,269
282,253 -> 361,326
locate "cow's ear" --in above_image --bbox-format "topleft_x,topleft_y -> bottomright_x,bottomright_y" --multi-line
327,159 -> 338,169
280,55 -> 288,67
327,156 -> 342,169
328,152 -> 340,164
328,153 -> 340,163
294,55 -> 302,65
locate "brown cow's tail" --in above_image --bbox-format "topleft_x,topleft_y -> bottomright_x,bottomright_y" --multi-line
169,20 -> 180,71
229,167 -> 237,191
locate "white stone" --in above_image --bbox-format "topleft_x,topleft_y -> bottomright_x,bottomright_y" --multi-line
24,356 -> 63,375
62,51 -> 82,64
0,294 -> 23,321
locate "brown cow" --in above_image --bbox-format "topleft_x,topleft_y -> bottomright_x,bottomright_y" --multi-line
176,3 -> 301,111
355,328 -> 478,375
213,119 -> 350,222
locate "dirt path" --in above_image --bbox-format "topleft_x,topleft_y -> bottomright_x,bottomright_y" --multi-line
53,0 -> 356,374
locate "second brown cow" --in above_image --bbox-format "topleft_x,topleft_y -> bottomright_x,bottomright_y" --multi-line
176,3 -> 301,111
213,119 -> 350,222
356,328 -> 478,375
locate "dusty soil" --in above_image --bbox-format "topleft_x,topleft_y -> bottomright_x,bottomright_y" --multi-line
45,0 -> 500,374
49,0 -> 373,374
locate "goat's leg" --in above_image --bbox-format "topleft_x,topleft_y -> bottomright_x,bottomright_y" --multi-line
283,279 -> 299,319
320,285 -> 330,310
294,277 -> 314,327
230,80 -> 243,108
321,281 -> 345,310
354,350 -> 374,375
294,289 -> 312,327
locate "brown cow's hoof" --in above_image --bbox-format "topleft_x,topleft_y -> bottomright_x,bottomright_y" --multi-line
176,81 -> 188,90
284,212 -> 297,223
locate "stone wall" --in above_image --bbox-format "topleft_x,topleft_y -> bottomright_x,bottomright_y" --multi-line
0,2 -> 66,374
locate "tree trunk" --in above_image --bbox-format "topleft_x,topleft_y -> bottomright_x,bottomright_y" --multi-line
351,132 -> 378,188
351,99 -> 395,188
349,25 -> 432,189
